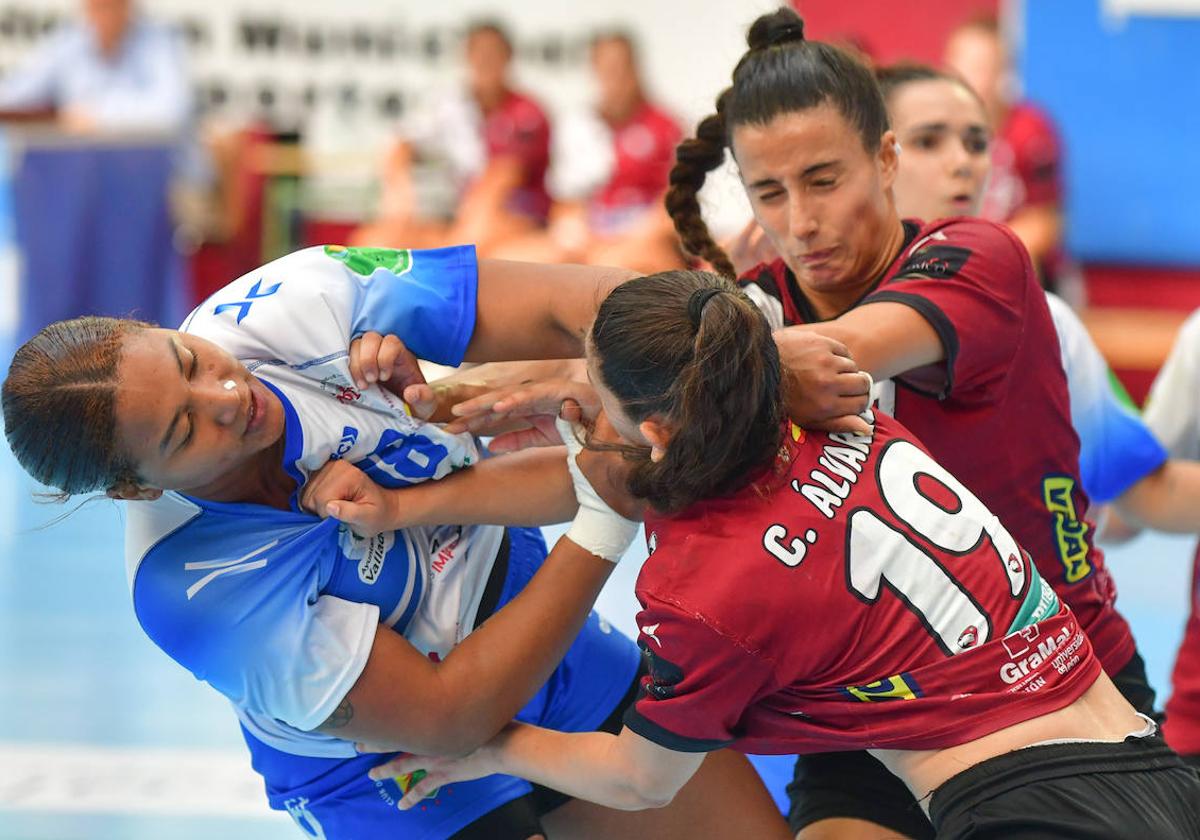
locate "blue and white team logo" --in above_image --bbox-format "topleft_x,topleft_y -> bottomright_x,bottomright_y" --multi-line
212,278 -> 282,324
284,796 -> 327,839
332,426 -> 359,459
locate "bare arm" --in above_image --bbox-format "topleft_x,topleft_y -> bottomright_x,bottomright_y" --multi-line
314,534 -> 613,755
373,723 -> 705,812
468,259 -> 636,362
785,301 -> 945,383
300,447 -> 576,532
393,447 -> 575,527
766,302 -> 939,431
1114,459 -> 1200,534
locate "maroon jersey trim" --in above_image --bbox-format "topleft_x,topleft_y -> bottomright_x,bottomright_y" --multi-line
622,705 -> 733,753
860,290 -> 961,400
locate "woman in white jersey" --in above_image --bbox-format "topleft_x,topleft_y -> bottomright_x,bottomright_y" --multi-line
1,246 -> 788,840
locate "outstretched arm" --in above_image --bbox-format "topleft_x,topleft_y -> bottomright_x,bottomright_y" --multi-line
310,415 -> 642,755
316,536 -> 615,755
1114,460 -> 1200,534
369,723 -> 705,812
467,259 -> 636,362
300,446 -> 576,533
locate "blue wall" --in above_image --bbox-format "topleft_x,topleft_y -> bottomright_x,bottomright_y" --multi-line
1020,1 -> 1200,265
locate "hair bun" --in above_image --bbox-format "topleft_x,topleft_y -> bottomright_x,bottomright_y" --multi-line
747,8 -> 806,52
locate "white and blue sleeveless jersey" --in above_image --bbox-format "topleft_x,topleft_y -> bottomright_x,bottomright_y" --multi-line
124,245 -> 504,759
1045,292 -> 1167,503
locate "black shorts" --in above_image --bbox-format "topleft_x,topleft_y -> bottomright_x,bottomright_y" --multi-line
449,659 -> 643,840
929,735 -> 1200,839
786,651 -> 1160,838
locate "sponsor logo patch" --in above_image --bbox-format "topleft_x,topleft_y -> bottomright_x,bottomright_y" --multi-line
897,245 -> 972,280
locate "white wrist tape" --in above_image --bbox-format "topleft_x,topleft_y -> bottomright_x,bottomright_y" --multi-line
556,416 -> 641,563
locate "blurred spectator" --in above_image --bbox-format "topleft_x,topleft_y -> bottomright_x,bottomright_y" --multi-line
493,30 -> 684,273
353,20 -> 551,255
943,15 -> 1081,303
0,0 -> 192,135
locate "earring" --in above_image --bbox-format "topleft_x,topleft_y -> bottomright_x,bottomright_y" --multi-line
223,379 -> 237,391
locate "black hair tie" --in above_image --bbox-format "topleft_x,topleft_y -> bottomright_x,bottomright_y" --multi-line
688,288 -> 723,329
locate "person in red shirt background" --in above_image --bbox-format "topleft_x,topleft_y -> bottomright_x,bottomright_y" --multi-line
943,15 -> 1081,303
353,20 -> 551,255
494,30 -> 684,273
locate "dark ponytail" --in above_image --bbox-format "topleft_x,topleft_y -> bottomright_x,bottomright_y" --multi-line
2,316 -> 150,496
590,270 -> 782,514
665,6 -> 888,274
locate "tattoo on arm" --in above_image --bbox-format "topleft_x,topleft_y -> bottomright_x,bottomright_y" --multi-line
319,697 -> 354,731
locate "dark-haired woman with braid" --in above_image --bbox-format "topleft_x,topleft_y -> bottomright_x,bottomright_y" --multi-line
645,8 -> 1166,839
361,269 -> 1200,840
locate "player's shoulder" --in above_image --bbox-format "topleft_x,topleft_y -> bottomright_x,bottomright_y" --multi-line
895,217 -> 1029,279
737,256 -> 789,292
128,497 -> 324,609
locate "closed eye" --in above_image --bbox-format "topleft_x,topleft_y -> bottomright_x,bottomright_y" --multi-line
180,413 -> 195,450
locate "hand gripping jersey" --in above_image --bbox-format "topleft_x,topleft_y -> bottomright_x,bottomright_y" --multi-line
624,414 -> 1100,755
1144,311 -> 1200,754
125,244 -> 500,759
739,217 -> 1136,678
1044,292 -> 1166,503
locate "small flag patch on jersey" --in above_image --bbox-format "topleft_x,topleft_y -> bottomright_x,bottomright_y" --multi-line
841,673 -> 922,702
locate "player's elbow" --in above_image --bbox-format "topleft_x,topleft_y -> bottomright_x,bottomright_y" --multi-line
614,764 -> 683,810
407,699 -> 505,758
1114,463 -> 1170,530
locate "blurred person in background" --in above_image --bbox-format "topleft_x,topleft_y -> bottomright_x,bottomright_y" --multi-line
1129,315 -> 1200,770
943,15 -> 1082,304
0,0 -> 192,135
493,30 -> 684,274
353,20 -> 551,256
877,61 -> 1200,538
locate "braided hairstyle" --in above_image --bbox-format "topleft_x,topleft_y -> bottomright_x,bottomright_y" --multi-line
589,269 -> 782,514
665,6 -> 888,277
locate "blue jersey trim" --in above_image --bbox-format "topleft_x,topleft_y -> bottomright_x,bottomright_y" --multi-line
394,557 -> 424,634
1078,404 -> 1169,504
259,378 -> 308,512
349,245 -> 479,367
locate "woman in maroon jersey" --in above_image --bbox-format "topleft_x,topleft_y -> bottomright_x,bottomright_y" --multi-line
652,8 -> 1158,838
359,270 -> 1200,840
